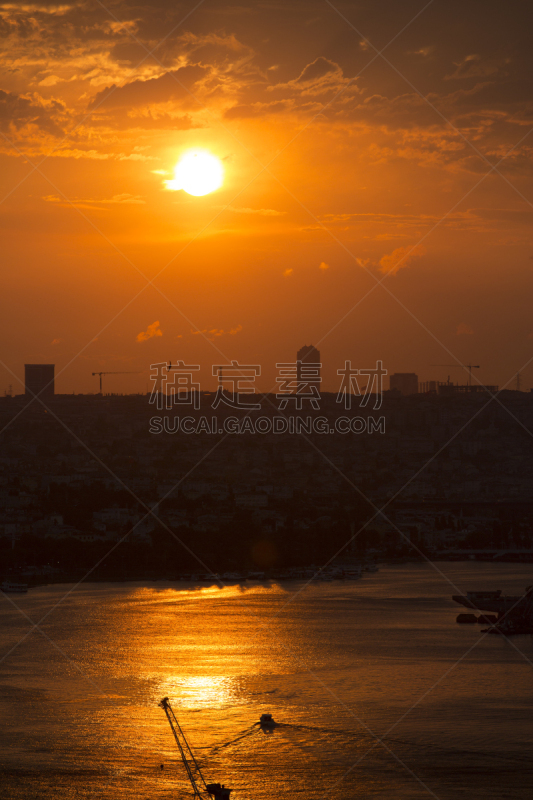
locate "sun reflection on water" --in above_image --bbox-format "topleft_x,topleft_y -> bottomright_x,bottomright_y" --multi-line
132,584 -> 259,602
159,675 -> 238,709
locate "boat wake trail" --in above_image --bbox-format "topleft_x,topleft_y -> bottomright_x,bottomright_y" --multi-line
277,722 -> 354,735
195,726 -> 258,752
196,719 -> 533,771
275,724 -> 533,767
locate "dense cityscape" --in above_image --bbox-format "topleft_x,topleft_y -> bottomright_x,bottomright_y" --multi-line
2,359 -> 533,586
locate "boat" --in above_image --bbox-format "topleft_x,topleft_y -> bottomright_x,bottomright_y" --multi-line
259,713 -> 276,728
221,572 -> 245,583
1,581 -> 28,593
247,571 -> 266,581
453,589 -> 513,614
456,613 -> 477,624
343,569 -> 362,580
452,586 -> 533,634
198,573 -> 221,584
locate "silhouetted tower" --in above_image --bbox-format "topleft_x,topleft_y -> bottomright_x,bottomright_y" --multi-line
297,345 -> 321,388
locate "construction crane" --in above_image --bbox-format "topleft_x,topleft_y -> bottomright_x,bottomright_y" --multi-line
159,697 -> 231,800
91,371 -> 139,394
430,364 -> 480,386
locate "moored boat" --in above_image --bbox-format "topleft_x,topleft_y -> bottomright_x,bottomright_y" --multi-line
452,586 -> 533,634
343,568 -> 362,580
247,571 -> 266,581
1,581 -> 28,593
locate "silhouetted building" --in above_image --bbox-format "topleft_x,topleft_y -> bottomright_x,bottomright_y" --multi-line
297,345 -> 321,389
390,372 -> 418,396
438,383 -> 498,396
25,364 -> 55,399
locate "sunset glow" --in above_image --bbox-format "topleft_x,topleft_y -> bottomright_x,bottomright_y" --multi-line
165,151 -> 224,196
2,5 -> 533,800
0,0 -> 531,394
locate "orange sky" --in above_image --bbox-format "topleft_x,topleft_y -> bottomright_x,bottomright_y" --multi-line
1,0 -> 532,394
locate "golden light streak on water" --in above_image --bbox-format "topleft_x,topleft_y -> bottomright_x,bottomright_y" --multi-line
2,566 -> 533,799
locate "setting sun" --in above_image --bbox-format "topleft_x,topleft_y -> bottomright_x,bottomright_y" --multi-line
165,150 -> 224,196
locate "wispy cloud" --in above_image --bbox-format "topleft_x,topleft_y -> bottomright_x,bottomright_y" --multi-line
43,193 -> 146,208
456,323 -> 474,335
189,325 -> 243,342
136,321 -> 162,342
191,324 -> 243,337
216,205 -> 286,216
187,324 -> 242,342
378,245 -> 426,275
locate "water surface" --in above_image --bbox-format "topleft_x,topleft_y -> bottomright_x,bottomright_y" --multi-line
1,563 -> 533,799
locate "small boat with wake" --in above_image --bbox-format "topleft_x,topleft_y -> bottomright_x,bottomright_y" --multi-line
259,713 -> 276,728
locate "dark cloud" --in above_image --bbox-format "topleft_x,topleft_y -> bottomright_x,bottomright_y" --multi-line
436,79 -> 533,110
444,54 -> 506,82
224,100 -> 294,119
0,0 -> 532,151
0,89 -> 64,135
295,57 -> 339,84
88,65 -> 208,110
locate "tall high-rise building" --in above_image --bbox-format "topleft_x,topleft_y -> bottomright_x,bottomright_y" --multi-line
389,372 -> 418,396
24,364 -> 55,398
297,345 -> 321,388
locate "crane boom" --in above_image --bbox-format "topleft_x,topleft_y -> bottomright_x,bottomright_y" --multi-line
158,697 -> 231,800
91,371 -> 139,394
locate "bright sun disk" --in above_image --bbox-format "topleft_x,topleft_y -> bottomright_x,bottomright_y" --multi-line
165,151 -> 224,196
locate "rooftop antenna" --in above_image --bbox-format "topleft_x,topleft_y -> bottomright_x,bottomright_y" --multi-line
430,364 -> 480,386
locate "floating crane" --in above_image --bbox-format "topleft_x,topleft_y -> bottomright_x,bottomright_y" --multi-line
91,371 -> 139,394
159,697 -> 232,800
430,364 -> 480,386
